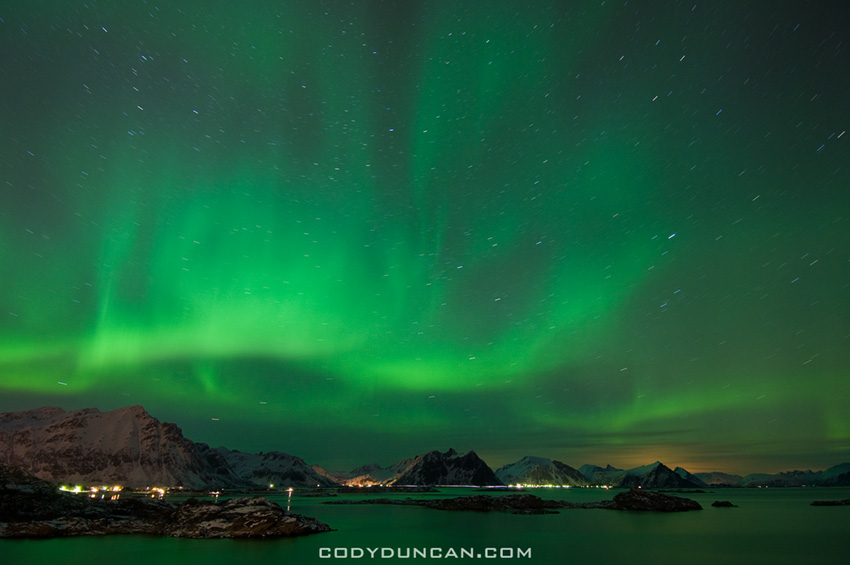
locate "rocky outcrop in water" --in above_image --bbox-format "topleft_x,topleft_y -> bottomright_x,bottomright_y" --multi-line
424,494 -> 563,514
607,489 -> 702,511
326,489 -> 702,513
810,499 -> 850,506
327,493 -> 566,514
163,497 -> 332,538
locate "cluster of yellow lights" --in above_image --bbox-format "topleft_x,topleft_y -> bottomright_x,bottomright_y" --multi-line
58,485 -> 178,499
58,485 -> 84,494
59,484 -> 124,500
146,487 -> 166,498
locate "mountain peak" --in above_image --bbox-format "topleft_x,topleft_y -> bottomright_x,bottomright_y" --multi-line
519,455 -> 553,466
496,456 -> 588,486
118,404 -> 149,413
0,404 -> 335,489
389,448 -> 501,486
617,461 -> 701,489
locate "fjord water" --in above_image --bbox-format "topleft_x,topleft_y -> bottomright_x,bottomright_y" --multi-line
4,488 -> 848,564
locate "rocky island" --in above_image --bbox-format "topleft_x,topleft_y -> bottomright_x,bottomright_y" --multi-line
326,489 -> 702,514
810,499 -> 850,506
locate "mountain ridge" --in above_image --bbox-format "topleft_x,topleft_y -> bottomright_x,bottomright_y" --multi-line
495,456 -> 588,486
1,405 -> 848,488
0,405 -> 331,488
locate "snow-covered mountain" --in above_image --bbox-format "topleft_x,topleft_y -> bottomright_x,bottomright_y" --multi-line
818,462 -> 850,481
495,456 -> 588,486
693,471 -> 743,486
327,449 -> 503,486
617,463 -> 702,489
578,463 -> 627,485
390,449 -> 502,486
581,461 -> 850,488
215,448 -> 338,488
0,405 -> 241,488
580,461 -> 702,488
348,462 -> 408,483
823,472 -> 850,486
0,406 -> 336,489
314,460 -> 411,486
4,406 -> 848,489
673,466 -> 709,487
738,471 -> 816,487
737,463 -> 850,487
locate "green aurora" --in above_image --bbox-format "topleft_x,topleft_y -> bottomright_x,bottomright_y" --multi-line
1,1 -> 848,474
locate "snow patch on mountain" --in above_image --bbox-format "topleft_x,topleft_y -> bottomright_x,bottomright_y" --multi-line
215,448 -> 337,487
495,456 -> 588,486
0,406 -> 336,488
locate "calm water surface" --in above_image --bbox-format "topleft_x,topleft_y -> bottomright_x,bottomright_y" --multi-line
3,487 -> 848,564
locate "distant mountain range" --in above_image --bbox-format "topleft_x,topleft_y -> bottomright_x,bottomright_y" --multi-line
1,406 -> 848,489
579,461 -> 850,488
580,462 -> 705,488
734,464 -> 850,487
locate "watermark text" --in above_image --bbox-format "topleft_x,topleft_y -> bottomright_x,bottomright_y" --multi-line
319,547 -> 531,559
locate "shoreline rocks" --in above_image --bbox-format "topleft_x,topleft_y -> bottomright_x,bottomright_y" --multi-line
0,491 -> 332,539
164,497 -> 333,538
1,462 -> 332,539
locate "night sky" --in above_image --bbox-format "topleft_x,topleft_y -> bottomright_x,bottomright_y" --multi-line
1,1 -> 848,475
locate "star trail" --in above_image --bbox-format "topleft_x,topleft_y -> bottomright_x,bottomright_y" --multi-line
1,1 -> 848,474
